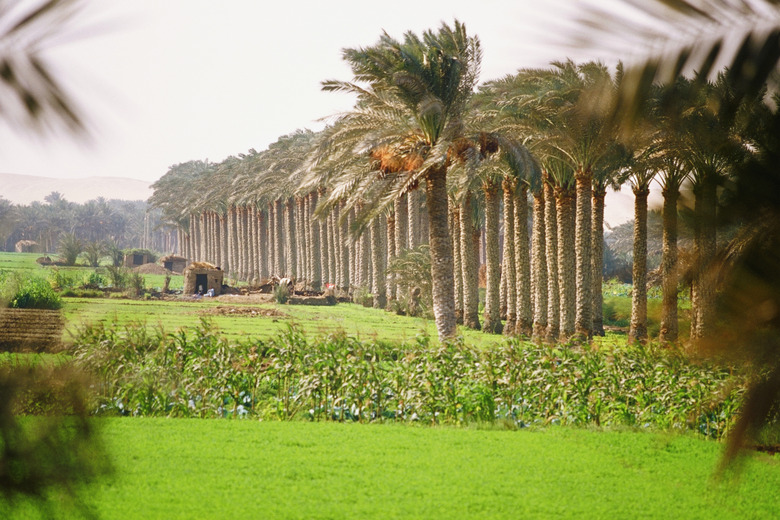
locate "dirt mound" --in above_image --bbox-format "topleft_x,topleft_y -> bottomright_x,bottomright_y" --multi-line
198,306 -> 287,318
133,263 -> 171,275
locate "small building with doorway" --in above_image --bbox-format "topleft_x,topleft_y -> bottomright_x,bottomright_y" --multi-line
159,254 -> 188,274
124,249 -> 155,268
183,262 -> 223,296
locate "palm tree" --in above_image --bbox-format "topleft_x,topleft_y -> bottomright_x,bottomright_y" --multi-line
309,21 -> 496,340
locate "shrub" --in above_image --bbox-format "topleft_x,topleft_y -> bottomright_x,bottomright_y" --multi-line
274,282 -> 289,304
82,271 -> 106,289
81,240 -> 107,267
9,276 -> 62,309
50,268 -> 78,291
129,272 -> 145,297
58,233 -> 83,266
105,240 -> 124,267
105,266 -> 129,290
386,245 -> 432,317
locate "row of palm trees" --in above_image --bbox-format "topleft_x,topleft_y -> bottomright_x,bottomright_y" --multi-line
150,21 -> 769,344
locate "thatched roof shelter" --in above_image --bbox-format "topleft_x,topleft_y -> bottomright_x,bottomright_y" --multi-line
15,240 -> 39,253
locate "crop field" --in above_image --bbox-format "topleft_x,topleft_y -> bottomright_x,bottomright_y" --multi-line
3,419 -> 779,520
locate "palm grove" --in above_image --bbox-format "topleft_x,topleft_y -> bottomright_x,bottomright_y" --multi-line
150,21 -> 768,345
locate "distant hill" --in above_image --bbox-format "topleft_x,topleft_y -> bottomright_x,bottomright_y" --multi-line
0,172 -> 152,204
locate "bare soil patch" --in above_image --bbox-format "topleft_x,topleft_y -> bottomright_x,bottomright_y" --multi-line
198,305 -> 287,318
0,308 -> 64,352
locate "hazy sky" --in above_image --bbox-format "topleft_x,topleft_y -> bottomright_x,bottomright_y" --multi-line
0,0 -> 628,184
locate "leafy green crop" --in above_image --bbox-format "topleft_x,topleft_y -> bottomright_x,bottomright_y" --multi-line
9,277 -> 62,310
71,320 -> 745,439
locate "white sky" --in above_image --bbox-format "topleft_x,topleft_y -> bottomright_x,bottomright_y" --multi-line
0,0 -> 628,184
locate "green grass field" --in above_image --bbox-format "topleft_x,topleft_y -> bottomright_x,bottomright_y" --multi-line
4,419 -> 778,520
3,251 -> 777,519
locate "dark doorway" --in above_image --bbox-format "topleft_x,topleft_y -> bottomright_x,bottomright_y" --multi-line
195,274 -> 208,293
164,261 -> 173,271
133,254 -> 144,265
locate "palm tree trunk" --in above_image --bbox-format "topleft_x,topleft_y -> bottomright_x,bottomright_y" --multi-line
330,209 -> 340,290
319,195 -> 329,287
242,206 -> 251,281
557,187 -> 576,339
285,198 -> 297,279
502,178 -> 517,335
348,207 -> 357,288
274,199 -> 285,278
461,195 -> 481,330
531,188 -> 548,338
395,194 -> 408,252
425,166 -> 457,340
591,187 -> 606,336
408,189 -> 419,249
544,181 -> 560,340
515,183 -> 532,336
660,186 -> 679,342
267,203 -> 276,276
575,170 -> 593,339
386,211 -> 396,304
452,203 -> 463,323
295,198 -> 305,280
371,217 -> 387,308
309,192 -> 322,290
483,179 -> 503,334
696,178 -> 717,341
339,202 -> 350,292
629,187 -> 649,342
259,209 -> 268,279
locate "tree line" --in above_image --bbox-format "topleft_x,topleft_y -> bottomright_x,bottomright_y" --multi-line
0,192 -> 174,255
149,21 -> 773,347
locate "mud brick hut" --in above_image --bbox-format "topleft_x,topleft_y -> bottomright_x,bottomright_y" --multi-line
159,254 -> 188,273
124,251 -> 153,267
15,240 -> 40,253
183,262 -> 223,295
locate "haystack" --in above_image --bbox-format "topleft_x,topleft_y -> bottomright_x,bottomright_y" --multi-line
183,262 -> 224,295
15,240 -> 39,253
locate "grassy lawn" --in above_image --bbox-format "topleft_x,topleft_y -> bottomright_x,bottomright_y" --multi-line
61,296 -> 504,347
4,419 -> 778,520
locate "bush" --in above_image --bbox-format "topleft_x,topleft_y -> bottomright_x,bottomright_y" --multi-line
274,282 -> 289,304
9,277 -> 62,309
58,233 -> 83,266
81,240 -> 107,267
82,271 -> 106,289
105,266 -> 129,290
50,268 -> 78,291
129,272 -> 145,297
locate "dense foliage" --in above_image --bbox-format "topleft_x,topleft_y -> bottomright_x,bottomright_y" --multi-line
72,320 -> 744,439
0,194 -> 172,254
6,276 -> 62,310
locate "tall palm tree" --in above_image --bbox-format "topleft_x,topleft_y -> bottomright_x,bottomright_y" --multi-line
308,21 -> 537,340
